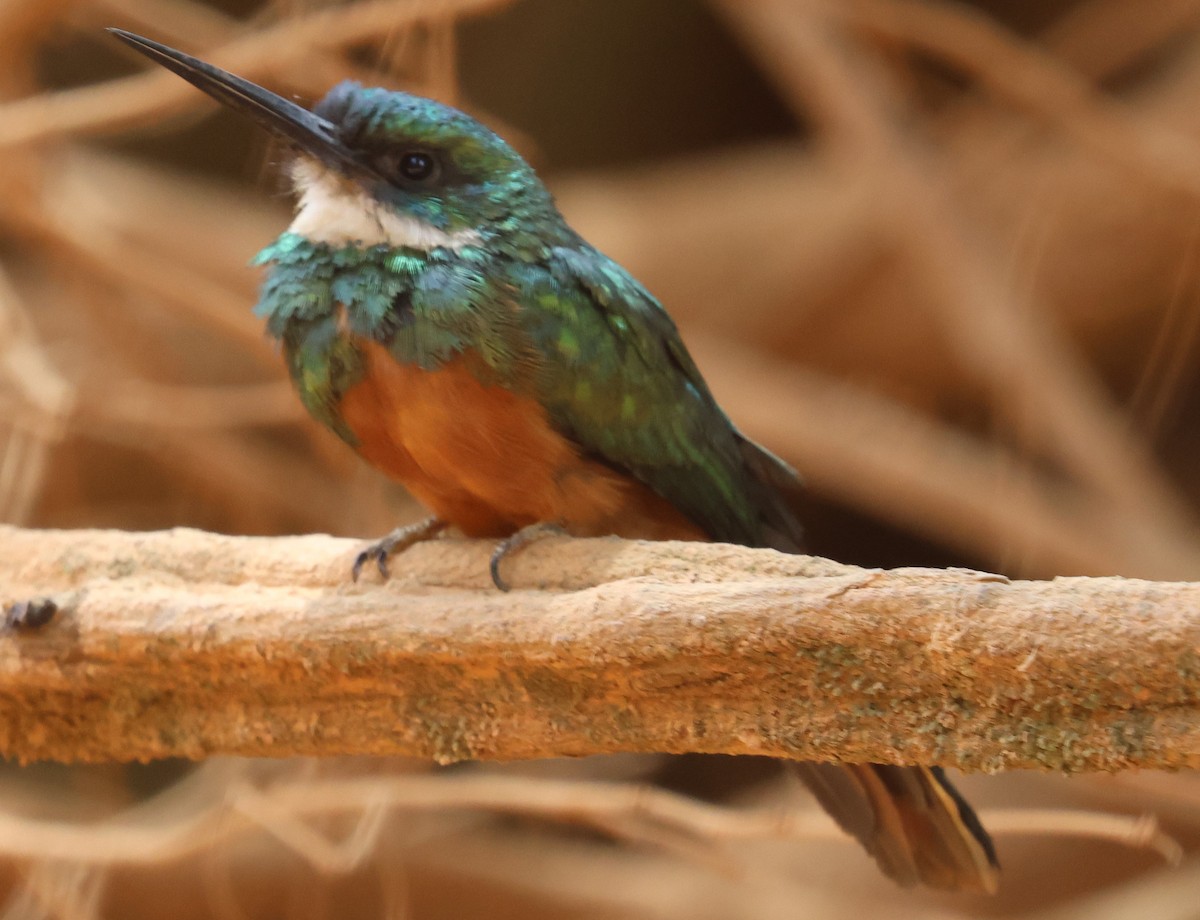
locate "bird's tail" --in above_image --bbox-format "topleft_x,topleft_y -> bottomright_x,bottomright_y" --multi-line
792,761 -> 999,893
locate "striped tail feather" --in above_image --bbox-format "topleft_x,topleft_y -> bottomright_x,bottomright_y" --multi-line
792,762 -> 1000,893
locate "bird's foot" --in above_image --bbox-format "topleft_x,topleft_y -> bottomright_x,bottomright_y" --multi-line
489,522 -> 567,592
5,597 -> 58,630
352,517 -> 448,581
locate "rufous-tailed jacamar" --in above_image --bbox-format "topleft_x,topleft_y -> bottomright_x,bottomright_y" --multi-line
110,29 -> 999,893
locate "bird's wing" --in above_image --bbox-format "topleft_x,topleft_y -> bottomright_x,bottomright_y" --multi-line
505,244 -> 804,550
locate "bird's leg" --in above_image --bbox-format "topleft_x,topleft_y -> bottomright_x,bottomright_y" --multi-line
489,522 -> 567,592
352,516 -> 448,581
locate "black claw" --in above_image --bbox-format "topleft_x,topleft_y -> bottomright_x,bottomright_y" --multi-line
489,552 -> 511,592
5,597 -> 58,630
487,522 -> 566,591
352,546 -> 390,582
351,518 -> 447,584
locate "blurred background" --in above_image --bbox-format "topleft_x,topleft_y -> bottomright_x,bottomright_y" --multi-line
1,0 -> 1199,916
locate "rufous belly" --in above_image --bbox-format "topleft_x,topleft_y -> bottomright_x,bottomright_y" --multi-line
337,340 -> 705,541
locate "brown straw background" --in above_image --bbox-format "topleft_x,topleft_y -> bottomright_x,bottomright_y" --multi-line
1,0 -> 1199,917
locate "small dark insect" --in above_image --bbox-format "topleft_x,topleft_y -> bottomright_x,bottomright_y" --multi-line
5,597 -> 58,630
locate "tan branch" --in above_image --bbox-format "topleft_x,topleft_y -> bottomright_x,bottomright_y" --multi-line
0,525 -> 1197,770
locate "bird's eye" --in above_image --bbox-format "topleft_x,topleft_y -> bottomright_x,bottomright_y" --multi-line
372,149 -> 442,186
397,151 -> 436,182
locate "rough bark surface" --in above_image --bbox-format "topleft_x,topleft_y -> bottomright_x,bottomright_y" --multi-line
0,525 -> 1197,770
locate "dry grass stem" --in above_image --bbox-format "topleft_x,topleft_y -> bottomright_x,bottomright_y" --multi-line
0,0 -> 513,148
0,764 -> 1179,874
719,0 -> 1200,577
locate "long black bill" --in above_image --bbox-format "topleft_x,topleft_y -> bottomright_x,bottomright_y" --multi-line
108,29 -> 365,176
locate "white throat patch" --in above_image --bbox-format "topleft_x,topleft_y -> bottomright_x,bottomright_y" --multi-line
287,158 -> 481,251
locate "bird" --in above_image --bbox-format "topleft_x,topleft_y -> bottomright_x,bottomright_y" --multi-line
109,28 -> 1000,893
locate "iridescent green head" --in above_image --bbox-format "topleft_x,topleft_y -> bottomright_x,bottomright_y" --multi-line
109,29 -> 570,254
308,82 -> 554,234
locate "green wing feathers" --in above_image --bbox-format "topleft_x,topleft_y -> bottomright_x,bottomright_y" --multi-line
521,245 -> 805,551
